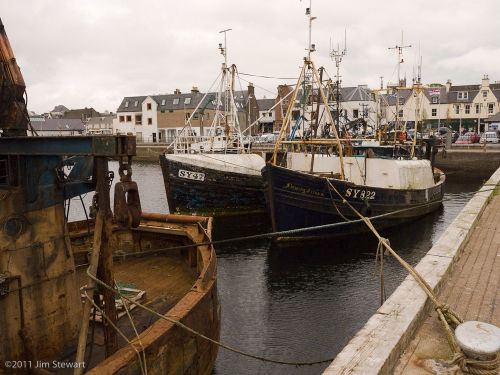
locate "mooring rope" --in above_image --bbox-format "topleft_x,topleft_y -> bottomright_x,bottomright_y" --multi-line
325,178 -> 500,375
111,186 -> 500,261
86,268 -> 335,366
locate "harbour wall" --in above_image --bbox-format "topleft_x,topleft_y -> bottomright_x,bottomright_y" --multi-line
322,166 -> 500,375
135,145 -> 500,177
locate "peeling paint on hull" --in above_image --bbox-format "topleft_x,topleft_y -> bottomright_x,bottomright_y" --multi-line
160,155 -> 267,217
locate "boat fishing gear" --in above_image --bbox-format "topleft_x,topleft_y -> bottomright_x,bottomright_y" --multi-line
114,156 -> 142,230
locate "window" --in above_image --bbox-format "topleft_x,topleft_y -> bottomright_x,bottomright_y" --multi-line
119,115 -> 125,122
476,104 -> 480,114
134,101 -> 138,107
125,101 -> 129,107
184,98 -> 191,105
483,91 -> 488,98
398,98 -> 404,105
161,99 -> 166,106
126,115 -> 132,122
398,110 -> 403,118
194,113 -> 198,119
489,103 -> 494,114
186,112 -> 190,119
161,110 -> 165,113
173,99 -> 179,105
148,118 -> 152,125
432,97 -> 438,104
465,104 -> 470,114
207,113 -> 210,119
169,110 -> 173,113
457,92 -> 468,100
353,109 -> 359,118
455,105 -> 460,115
432,109 -> 437,117
147,103 -> 152,110
135,115 -> 142,125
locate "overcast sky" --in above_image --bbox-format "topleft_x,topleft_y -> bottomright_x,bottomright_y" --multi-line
4,0 -> 500,114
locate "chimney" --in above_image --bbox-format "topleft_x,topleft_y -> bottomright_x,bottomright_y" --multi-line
191,87 -> 199,94
174,89 -> 181,94
247,83 -> 255,96
482,75 -> 490,88
446,79 -> 452,92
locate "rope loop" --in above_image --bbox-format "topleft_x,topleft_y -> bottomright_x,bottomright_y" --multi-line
452,352 -> 500,375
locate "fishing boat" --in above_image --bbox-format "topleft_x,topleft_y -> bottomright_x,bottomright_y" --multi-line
262,6 -> 445,241
160,31 -> 267,218
0,18 -> 219,375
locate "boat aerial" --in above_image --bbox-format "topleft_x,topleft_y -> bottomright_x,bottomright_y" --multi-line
262,4 -> 445,242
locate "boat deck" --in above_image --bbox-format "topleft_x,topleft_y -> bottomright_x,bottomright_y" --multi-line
51,248 -> 199,372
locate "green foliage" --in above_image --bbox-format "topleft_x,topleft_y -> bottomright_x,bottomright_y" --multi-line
429,83 -> 445,87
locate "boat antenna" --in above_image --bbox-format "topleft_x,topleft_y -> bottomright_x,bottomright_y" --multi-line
329,30 -> 347,136
219,29 -> 231,68
304,0 -> 317,60
388,31 -> 411,139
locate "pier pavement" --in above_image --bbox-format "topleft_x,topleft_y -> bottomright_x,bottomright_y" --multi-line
323,167 -> 500,374
392,190 -> 500,374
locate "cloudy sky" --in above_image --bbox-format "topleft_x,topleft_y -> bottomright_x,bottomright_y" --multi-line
4,0 -> 500,114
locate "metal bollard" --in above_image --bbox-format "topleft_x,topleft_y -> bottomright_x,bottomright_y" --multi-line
455,321 -> 500,373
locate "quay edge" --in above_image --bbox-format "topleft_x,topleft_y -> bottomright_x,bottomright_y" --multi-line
322,165 -> 500,375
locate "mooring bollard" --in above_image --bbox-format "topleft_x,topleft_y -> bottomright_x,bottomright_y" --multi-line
454,321 -> 500,373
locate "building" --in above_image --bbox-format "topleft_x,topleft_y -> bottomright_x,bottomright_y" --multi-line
49,105 -> 69,119
86,116 -> 113,135
28,118 -> 85,136
381,75 -> 500,133
256,98 -> 276,133
115,87 -> 250,143
62,107 -> 100,122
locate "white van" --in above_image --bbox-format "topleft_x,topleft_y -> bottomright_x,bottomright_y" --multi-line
480,131 -> 499,144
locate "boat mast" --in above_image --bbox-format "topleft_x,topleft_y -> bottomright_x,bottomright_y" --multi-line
271,0 -> 345,179
388,32 -> 411,143
330,31 -> 347,137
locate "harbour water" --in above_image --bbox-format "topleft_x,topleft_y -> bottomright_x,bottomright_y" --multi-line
68,162 -> 487,375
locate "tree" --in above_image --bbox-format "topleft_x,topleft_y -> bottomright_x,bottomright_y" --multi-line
429,83 -> 445,87
444,108 -> 452,127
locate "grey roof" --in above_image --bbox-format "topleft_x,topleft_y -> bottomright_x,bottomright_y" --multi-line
341,86 -> 372,102
492,90 -> 500,101
257,99 -> 275,111
117,92 -> 246,113
382,89 -> 414,106
87,116 -> 113,126
30,118 -> 85,131
485,112 -> 500,123
51,105 -> 69,113
117,96 -> 147,112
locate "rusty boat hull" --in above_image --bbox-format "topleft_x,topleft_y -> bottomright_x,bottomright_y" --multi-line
263,163 -> 446,242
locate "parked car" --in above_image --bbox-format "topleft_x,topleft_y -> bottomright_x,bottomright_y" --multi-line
422,133 -> 443,146
465,132 -> 479,143
480,131 -> 499,144
455,136 -> 474,144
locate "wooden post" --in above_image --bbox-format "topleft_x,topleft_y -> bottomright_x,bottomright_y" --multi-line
74,211 -> 104,375
94,156 -> 118,357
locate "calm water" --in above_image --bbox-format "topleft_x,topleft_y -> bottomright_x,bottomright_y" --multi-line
68,162 -> 486,375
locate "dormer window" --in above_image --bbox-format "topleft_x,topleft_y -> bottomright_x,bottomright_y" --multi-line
398,98 -> 404,105
161,99 -> 166,105
457,92 -> 468,100
173,99 -> 179,105
432,97 -> 438,104
184,98 -> 191,105
134,101 -> 138,107
125,101 -> 129,107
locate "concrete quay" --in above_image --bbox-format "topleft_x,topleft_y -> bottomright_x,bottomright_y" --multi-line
323,166 -> 500,375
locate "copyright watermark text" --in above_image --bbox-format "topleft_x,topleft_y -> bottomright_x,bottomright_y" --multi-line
4,360 -> 85,369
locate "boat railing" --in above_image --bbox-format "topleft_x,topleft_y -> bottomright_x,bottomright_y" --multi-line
172,135 -> 247,154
